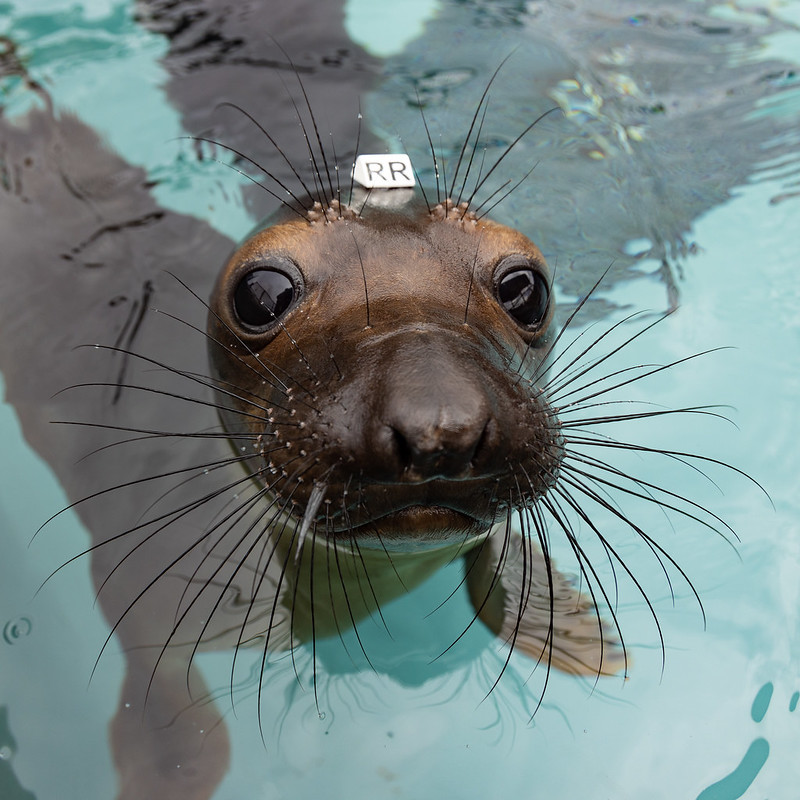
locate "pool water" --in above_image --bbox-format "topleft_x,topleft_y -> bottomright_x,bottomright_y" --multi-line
1,1 -> 799,798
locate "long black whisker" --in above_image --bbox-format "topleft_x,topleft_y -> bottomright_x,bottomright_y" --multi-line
482,495 -> 533,700
433,512 -> 514,663
88,472 -> 270,694
213,100 -> 316,203
455,102 -> 491,208
351,230 -> 370,328
557,469 -> 707,628
33,446 -> 260,549
463,107 -> 560,211
56,379 -> 274,428
415,88 -> 442,205
527,264 -> 615,384
447,54 -> 514,200
541,309 -> 655,395
180,135 -> 307,217
541,493 -> 632,676
155,485 -> 281,701
566,434 -> 770,501
559,404 -> 734,430
559,455 -> 739,545
331,532 -> 377,672
270,38 -> 336,207
152,308 -> 292,408
475,161 -> 538,220
347,101 -> 363,207
72,427 -> 255,465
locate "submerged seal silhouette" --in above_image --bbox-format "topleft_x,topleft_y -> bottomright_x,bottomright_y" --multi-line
22,90 -> 742,800
3,0 -> 793,796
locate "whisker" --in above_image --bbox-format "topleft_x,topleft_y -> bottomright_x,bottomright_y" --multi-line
351,230 -> 371,328
559,456 -> 738,545
295,481 -> 327,562
213,100 -> 317,204
180,135 -> 308,218
270,37 -> 336,208
447,54 -> 513,200
463,107 -> 560,212
415,87 -> 442,205
434,512 -> 514,663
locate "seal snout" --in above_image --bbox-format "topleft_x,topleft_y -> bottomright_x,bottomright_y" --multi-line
384,386 -> 492,482
371,336 -> 500,483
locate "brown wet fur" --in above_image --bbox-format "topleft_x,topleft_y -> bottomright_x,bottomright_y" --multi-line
209,199 -> 561,541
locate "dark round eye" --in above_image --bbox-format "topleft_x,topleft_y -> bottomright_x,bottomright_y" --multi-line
496,266 -> 550,329
233,267 -> 297,331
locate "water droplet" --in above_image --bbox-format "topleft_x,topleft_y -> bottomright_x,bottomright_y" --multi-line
3,616 -> 32,644
0,746 -> 12,761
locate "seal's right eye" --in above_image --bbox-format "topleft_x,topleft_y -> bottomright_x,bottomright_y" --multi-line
233,267 -> 297,331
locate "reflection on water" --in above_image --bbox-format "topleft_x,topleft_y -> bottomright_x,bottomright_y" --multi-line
368,0 -> 800,310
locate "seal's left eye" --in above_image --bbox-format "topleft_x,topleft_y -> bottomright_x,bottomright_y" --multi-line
496,266 -> 550,329
234,268 -> 296,331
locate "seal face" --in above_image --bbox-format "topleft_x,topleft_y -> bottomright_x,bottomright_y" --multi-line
209,198 -> 564,550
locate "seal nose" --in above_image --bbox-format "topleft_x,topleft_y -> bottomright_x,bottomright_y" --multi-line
388,402 -> 491,481
377,352 -> 494,481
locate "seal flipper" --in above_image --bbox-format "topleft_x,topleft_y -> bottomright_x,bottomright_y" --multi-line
465,526 -> 627,677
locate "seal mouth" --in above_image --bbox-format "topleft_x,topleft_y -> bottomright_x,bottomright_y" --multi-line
332,503 -> 482,535
297,476 -> 502,543
328,504 -> 490,549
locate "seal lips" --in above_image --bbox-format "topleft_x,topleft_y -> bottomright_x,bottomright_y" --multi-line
333,505 -> 490,549
209,197 -> 561,549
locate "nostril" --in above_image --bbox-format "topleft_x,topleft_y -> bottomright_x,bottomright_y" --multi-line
387,413 -> 491,481
391,425 -> 414,471
470,417 -> 492,468
375,353 -> 497,482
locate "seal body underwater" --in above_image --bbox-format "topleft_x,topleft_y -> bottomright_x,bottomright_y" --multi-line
0,52 -> 620,800
0,105 -> 624,800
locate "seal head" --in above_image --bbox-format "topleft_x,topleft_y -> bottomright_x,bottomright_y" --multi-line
208,197 -> 563,550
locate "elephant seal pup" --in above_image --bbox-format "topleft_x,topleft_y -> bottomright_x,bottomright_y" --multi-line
202,186 -> 624,676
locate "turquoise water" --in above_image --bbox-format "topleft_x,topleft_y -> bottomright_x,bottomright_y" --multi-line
1,1 -> 799,798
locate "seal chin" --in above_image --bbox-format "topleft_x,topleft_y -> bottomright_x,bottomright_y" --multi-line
340,505 -> 490,551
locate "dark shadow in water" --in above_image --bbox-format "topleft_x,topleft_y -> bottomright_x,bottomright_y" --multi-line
0,707 -> 36,800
